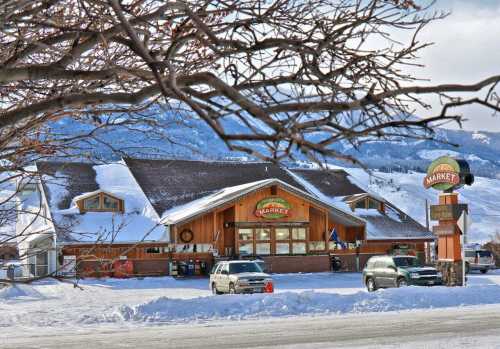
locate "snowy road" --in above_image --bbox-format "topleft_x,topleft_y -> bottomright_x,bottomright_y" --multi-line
3,304 -> 500,349
2,271 -> 500,348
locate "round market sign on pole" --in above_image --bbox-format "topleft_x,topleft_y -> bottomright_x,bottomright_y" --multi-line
254,197 -> 291,219
423,156 -> 474,192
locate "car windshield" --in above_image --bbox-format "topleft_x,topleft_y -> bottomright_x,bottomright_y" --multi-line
477,251 -> 492,258
228,262 -> 262,274
393,257 -> 421,268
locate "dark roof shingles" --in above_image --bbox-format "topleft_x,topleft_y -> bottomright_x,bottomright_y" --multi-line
124,158 -> 308,215
291,169 -> 365,197
36,161 -> 98,210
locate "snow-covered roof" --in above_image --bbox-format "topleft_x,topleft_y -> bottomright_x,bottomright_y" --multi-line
37,161 -> 166,243
162,178 -> 364,227
32,159 -> 432,243
288,169 -> 433,241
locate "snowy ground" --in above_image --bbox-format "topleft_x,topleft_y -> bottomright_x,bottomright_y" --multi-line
1,270 -> 500,336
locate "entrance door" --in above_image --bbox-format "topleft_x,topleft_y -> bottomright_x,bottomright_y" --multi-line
29,250 -> 49,277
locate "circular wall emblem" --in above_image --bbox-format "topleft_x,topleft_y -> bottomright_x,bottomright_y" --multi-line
254,197 -> 291,219
423,156 -> 461,191
179,229 -> 194,243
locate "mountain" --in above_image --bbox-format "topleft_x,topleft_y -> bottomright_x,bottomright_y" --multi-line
48,111 -> 500,179
334,129 -> 500,179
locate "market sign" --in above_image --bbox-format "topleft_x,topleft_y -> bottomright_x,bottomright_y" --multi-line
423,157 -> 460,191
254,197 -> 291,219
423,156 -> 474,191
430,204 -> 468,221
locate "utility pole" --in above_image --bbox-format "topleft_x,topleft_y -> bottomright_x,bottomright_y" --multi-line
425,199 -> 430,230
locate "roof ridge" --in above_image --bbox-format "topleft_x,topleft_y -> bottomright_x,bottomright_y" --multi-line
123,156 -> 277,165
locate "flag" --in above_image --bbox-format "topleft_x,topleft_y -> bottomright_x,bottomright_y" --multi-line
329,227 -> 347,249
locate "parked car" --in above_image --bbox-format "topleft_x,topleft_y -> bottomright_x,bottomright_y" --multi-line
465,248 -> 495,274
209,260 -> 273,294
363,255 -> 442,292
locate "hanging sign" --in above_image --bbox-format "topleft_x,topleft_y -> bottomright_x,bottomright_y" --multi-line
423,156 -> 474,191
254,197 -> 291,219
432,224 -> 456,236
430,204 -> 468,221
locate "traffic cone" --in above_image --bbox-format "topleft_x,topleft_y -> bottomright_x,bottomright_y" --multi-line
264,281 -> 274,293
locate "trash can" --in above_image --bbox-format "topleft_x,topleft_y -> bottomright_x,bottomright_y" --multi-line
178,261 -> 188,276
200,261 -> 207,275
331,256 -> 342,272
187,260 -> 195,276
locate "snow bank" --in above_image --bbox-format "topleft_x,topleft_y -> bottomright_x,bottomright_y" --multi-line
0,283 -> 46,300
117,284 -> 500,324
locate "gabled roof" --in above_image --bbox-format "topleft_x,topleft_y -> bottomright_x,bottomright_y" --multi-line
124,158 -> 308,215
35,161 -> 165,243
354,207 -> 434,240
289,168 -> 433,241
162,178 -> 365,227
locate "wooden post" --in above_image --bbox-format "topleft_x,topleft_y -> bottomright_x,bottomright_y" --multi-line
325,211 -> 329,252
434,192 -> 466,286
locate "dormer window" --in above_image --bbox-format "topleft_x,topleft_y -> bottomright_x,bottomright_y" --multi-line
77,192 -> 124,213
350,197 -> 383,212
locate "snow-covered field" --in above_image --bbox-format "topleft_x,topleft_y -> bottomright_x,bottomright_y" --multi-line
1,271 -> 500,335
343,168 -> 500,243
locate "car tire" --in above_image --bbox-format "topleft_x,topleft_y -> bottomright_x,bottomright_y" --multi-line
366,277 -> 377,292
480,269 -> 488,274
397,277 -> 408,288
229,283 -> 236,294
212,283 -> 221,295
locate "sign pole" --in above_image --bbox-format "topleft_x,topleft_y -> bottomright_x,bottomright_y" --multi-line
462,213 -> 467,287
423,156 -> 474,287
461,230 -> 466,287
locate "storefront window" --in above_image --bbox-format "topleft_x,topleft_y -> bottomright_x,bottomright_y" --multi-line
239,242 -> 254,255
238,229 -> 253,241
256,228 -> 271,240
275,228 -> 290,240
256,243 -> 271,255
292,242 -> 307,254
309,241 -> 325,251
276,243 -> 290,255
292,227 -> 306,240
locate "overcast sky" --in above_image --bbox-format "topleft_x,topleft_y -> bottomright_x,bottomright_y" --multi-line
409,0 -> 500,132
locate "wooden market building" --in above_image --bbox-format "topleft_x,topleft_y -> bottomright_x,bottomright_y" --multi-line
15,159 -> 435,278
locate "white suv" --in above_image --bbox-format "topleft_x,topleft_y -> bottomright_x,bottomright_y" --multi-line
465,248 -> 495,274
210,260 -> 273,294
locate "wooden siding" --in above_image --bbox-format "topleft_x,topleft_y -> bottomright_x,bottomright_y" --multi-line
177,212 -> 215,244
309,206 -> 326,241
169,185 -> 340,255
234,187 -> 310,223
